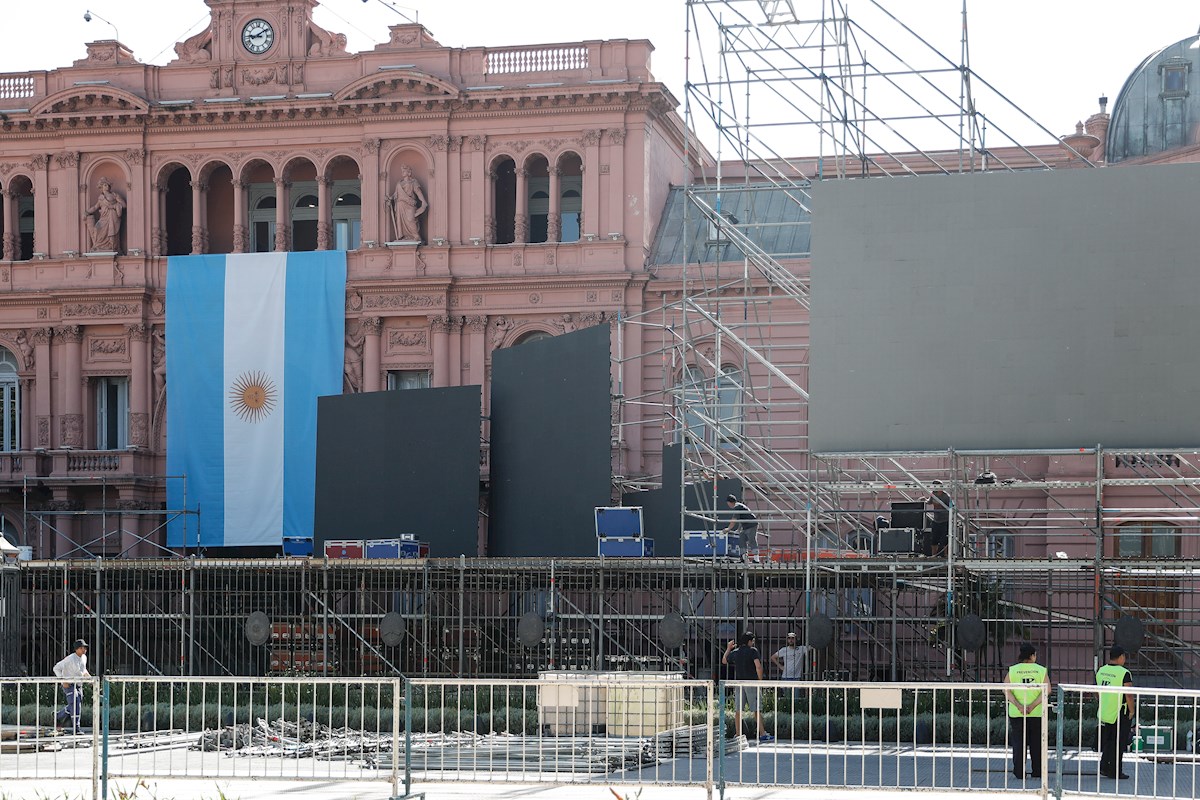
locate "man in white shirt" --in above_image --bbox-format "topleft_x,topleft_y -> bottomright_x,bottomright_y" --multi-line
770,632 -> 810,680
53,639 -> 89,733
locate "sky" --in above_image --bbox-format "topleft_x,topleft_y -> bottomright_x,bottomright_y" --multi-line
2,0 -> 1198,152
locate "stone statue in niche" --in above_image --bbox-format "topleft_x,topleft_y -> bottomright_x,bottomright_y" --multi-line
387,164 -> 428,243
83,177 -> 126,253
343,322 -> 364,393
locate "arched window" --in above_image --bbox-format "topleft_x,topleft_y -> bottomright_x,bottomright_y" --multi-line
715,366 -> 744,443
492,158 -> 517,244
18,205 -> 34,261
0,348 -> 20,452
334,191 -> 362,250
675,366 -> 708,444
292,192 -> 320,252
512,330 -> 553,347
251,194 -> 277,252
529,190 -> 550,243
560,187 -> 581,243
1116,521 -> 1179,558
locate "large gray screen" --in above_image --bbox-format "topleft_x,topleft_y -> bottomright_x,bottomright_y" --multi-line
810,164 -> 1200,452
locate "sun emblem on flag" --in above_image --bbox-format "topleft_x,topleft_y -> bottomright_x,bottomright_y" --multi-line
230,371 -> 277,423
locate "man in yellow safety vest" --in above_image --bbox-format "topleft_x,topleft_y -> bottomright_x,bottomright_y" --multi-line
1004,642 -> 1048,780
1096,644 -> 1134,780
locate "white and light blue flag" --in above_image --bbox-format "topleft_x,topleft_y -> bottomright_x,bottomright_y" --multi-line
166,252 -> 346,548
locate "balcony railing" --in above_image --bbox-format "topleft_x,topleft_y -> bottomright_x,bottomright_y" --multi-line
485,45 -> 588,75
0,74 -> 36,101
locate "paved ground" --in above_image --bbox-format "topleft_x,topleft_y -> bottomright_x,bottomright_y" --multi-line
1,734 -> 1194,799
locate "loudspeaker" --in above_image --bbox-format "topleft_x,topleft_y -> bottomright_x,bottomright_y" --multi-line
890,501 -> 926,531
878,528 -> 917,554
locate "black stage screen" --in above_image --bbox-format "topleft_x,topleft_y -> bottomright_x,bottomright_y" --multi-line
489,324 -> 612,557
314,386 -> 481,557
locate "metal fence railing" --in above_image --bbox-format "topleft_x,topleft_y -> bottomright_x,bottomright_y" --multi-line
1057,683 -> 1200,800
101,676 -> 402,795
8,674 -> 1200,800
720,680 -> 1048,797
0,676 -> 101,796
404,674 -> 715,792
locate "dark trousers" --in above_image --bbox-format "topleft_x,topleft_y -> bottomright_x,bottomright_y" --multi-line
1009,716 -> 1042,777
737,523 -> 759,552
1099,717 -> 1131,777
56,684 -> 82,732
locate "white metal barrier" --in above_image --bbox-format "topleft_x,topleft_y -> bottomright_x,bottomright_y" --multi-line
405,674 -> 715,795
1057,683 -> 1200,799
100,676 -> 402,796
0,675 -> 101,796
720,680 -> 1049,798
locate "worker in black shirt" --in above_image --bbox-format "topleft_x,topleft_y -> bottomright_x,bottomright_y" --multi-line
722,630 -> 774,743
723,495 -> 759,560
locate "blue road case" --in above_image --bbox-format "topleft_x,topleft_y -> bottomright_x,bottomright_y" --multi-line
595,506 -> 644,538
598,536 -> 655,557
682,531 -> 741,557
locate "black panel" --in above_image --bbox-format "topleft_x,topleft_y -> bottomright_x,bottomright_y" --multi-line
890,501 -> 926,531
314,386 -> 480,557
625,444 -> 741,556
489,325 -> 612,557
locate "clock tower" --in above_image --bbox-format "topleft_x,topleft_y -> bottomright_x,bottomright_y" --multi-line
174,0 -> 347,65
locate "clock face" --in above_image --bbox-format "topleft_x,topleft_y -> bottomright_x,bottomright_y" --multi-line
241,19 -> 274,55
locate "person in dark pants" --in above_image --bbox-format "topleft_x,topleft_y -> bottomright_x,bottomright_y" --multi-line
722,630 -> 773,743
1096,644 -> 1134,780
1004,642 -> 1048,780
723,495 -> 759,560
53,639 -> 90,734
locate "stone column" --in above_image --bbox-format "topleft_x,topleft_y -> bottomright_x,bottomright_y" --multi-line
469,136 -> 486,244
465,315 -> 487,395
607,129 -> 626,240
32,155 -> 50,257
1,190 -> 16,261
582,129 -> 602,239
430,136 -> 449,244
484,169 -> 497,245
19,378 -> 32,449
46,499 -> 76,560
316,175 -> 332,251
514,168 -> 529,243
125,149 -> 148,255
189,179 -> 207,255
448,137 -> 463,244
65,153 -> 82,254
273,177 -> 291,252
57,326 -> 83,448
548,167 -> 562,243
32,328 -> 51,448
362,317 -> 382,392
361,139 -> 381,245
151,179 -> 168,257
430,315 -> 450,388
447,316 -> 462,387
232,179 -> 248,253
127,324 -> 150,448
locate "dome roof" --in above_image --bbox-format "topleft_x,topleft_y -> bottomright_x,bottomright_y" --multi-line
1107,33 -> 1200,163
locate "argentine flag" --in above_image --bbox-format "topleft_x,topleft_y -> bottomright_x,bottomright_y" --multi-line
166,252 -> 346,548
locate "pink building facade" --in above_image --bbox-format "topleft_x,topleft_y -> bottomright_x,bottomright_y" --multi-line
0,0 -> 705,556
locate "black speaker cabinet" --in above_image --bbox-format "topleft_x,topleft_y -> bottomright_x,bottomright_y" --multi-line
878,527 -> 917,554
890,501 -> 926,531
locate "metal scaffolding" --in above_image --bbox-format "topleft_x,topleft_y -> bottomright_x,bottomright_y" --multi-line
609,2 -> 1200,687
